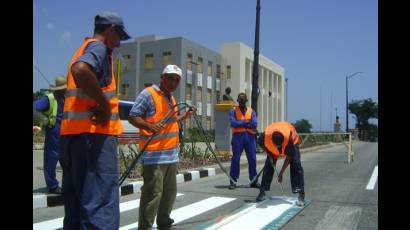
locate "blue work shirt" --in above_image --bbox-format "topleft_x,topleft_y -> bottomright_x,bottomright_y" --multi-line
129,84 -> 179,165
229,107 -> 257,130
74,40 -> 113,87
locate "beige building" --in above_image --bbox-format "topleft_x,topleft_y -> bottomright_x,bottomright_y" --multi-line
220,42 -> 285,132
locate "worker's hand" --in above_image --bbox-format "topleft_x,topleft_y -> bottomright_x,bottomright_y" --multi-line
148,122 -> 165,133
277,172 -> 283,183
185,106 -> 197,117
89,103 -> 111,126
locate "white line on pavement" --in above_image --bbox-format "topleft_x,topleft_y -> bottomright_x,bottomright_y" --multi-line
366,165 -> 378,190
33,193 -> 184,230
119,196 -> 236,230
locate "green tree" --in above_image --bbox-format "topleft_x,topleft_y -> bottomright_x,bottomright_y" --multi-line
348,98 -> 378,141
293,119 -> 312,133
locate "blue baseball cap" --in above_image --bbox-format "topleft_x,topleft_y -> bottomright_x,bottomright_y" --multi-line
94,11 -> 131,41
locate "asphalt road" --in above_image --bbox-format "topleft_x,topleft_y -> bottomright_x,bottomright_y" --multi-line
33,142 -> 378,230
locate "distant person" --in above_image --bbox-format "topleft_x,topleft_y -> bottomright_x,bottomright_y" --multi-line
228,92 -> 260,189
223,87 -> 234,101
256,121 -> 306,206
128,64 -> 196,230
33,76 -> 67,194
59,11 -> 130,229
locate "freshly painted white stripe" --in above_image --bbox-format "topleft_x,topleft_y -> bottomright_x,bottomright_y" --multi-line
176,174 -> 184,183
314,205 -> 362,230
33,194 -> 47,209
33,193 -> 184,230
207,197 -> 295,230
366,165 -> 378,190
33,217 -> 64,230
189,170 -> 200,180
120,193 -> 184,213
119,196 -> 236,230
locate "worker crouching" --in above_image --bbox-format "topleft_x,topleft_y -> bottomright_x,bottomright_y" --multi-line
256,121 -> 305,206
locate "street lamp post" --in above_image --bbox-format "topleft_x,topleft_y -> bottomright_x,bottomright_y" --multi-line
345,72 -> 362,132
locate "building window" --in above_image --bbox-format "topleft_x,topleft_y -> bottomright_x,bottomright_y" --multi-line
207,89 -> 212,103
227,65 -> 231,79
198,57 -> 203,73
185,85 -> 192,100
196,89 -> 202,102
123,54 -> 131,72
216,65 -> 221,79
121,83 -> 129,100
208,61 -> 212,76
144,53 -> 154,70
163,51 -> 172,67
187,53 -> 193,71
206,117 -> 211,130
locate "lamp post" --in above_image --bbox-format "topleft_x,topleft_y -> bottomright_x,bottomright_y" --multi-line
251,0 -> 261,115
345,72 -> 362,132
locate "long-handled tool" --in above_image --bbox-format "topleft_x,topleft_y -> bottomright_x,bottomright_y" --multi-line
267,154 -> 284,196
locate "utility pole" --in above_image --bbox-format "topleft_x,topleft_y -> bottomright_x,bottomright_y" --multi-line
251,0 -> 261,115
319,86 -> 322,132
345,72 -> 362,132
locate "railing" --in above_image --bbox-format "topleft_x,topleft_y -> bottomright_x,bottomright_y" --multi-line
298,132 -> 354,163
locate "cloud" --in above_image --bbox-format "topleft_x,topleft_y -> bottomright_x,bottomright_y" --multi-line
61,31 -> 72,42
46,23 -> 54,30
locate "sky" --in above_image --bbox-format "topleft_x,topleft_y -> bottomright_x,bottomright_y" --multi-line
33,0 -> 378,132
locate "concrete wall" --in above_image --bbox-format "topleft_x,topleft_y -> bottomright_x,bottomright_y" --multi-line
220,42 -> 285,132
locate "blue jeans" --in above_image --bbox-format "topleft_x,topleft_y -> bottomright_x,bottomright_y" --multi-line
60,134 -> 119,230
229,132 -> 257,181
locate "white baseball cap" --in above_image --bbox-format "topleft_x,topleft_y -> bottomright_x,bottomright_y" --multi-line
162,64 -> 183,79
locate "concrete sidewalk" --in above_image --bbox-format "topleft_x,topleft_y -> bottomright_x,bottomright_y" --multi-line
33,142 -> 338,208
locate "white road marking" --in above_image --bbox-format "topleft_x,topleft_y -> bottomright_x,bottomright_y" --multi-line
366,165 -> 378,190
206,196 -> 297,230
314,205 -> 362,230
33,193 -> 184,230
119,196 -> 236,230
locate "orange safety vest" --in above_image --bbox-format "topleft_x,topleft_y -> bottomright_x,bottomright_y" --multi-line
138,86 -> 179,151
60,38 -> 123,135
264,122 -> 300,158
231,106 -> 256,135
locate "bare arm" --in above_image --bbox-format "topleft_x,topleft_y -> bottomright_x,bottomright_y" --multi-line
71,61 -> 111,125
128,116 -> 164,133
176,106 -> 197,123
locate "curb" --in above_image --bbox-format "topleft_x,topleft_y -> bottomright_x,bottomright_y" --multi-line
33,168 -> 216,209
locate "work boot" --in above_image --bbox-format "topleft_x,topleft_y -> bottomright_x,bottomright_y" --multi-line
250,181 -> 261,188
256,190 -> 266,202
158,218 -> 174,230
228,180 -> 236,190
296,192 -> 305,206
48,187 -> 62,194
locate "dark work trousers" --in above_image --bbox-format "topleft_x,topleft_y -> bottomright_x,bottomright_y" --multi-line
260,145 -> 304,194
138,163 -> 177,230
229,132 -> 258,182
60,134 -> 119,230
43,126 -> 61,190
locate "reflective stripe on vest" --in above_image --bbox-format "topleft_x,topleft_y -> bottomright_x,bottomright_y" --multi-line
264,122 -> 300,158
138,86 -> 179,151
45,93 -> 57,127
232,106 -> 255,134
60,38 -> 123,135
